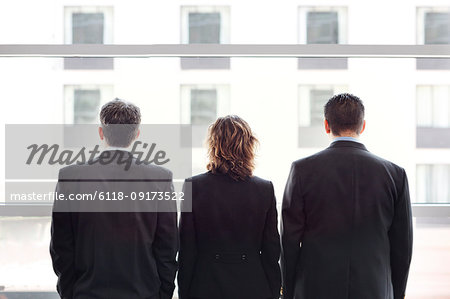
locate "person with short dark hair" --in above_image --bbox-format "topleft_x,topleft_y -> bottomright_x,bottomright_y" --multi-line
281,93 -> 413,299
324,93 -> 365,136
178,115 -> 282,299
50,98 -> 178,299
99,98 -> 141,148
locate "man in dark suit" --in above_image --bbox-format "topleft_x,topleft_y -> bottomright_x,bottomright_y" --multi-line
50,99 -> 178,299
281,93 -> 412,299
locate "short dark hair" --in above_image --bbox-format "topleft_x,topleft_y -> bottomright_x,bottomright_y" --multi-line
100,98 -> 141,147
324,93 -> 365,136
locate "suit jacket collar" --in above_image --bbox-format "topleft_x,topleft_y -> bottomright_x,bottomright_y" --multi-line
90,149 -> 134,164
329,140 -> 368,151
102,149 -> 133,155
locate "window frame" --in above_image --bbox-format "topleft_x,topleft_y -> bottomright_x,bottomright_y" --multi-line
64,6 -> 114,44
416,164 -> 450,204
417,7 -> 450,45
298,84 -> 348,127
63,84 -> 114,124
416,85 -> 450,128
180,6 -> 231,44
180,84 -> 230,125
298,6 -> 348,44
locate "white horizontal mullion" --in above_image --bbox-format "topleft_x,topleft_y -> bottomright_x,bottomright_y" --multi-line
412,204 -> 450,218
1,204 -> 450,217
0,44 -> 449,58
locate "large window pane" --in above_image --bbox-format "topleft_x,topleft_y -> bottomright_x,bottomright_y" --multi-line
0,57 -> 449,298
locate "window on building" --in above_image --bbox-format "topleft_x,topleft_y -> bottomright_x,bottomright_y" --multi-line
298,7 -> 347,69
309,89 -> 334,125
64,85 -> 113,124
307,12 -> 339,44
416,85 -> 450,148
417,86 -> 450,128
424,12 -> 450,44
181,6 -> 230,69
73,89 -> 101,124
417,164 -> 450,203
417,7 -> 450,69
189,13 -> 221,44
298,85 -> 348,147
190,89 -> 217,125
72,13 -> 105,44
64,7 -> 113,69
181,85 -> 230,146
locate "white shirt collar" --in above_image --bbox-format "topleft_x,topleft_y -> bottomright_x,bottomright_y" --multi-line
332,136 -> 362,144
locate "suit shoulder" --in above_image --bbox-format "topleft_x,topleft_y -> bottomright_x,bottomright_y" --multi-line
57,164 -> 83,179
187,173 -> 274,189
139,163 -> 173,179
291,147 -> 406,179
291,148 -> 329,168
249,175 -> 273,187
247,175 -> 275,198
183,172 -> 207,184
365,152 -> 406,177
186,171 -> 220,183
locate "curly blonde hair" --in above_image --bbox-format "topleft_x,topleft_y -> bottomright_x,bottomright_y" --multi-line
206,115 -> 258,180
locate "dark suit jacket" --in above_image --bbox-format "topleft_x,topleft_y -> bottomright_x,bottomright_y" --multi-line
281,141 -> 412,299
178,172 -> 282,299
50,150 -> 178,299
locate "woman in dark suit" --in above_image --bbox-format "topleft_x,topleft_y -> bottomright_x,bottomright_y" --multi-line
178,115 -> 281,299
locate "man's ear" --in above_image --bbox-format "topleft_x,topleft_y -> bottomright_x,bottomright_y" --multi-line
360,120 -> 366,135
324,119 -> 331,134
135,129 -> 140,140
98,127 -> 104,140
